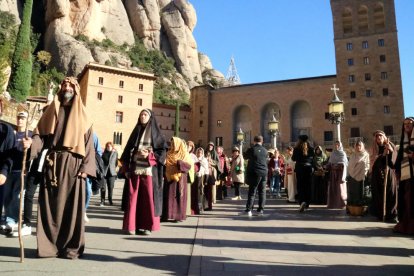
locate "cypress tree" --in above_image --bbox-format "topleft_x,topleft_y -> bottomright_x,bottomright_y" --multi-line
7,0 -> 33,102
174,102 -> 180,137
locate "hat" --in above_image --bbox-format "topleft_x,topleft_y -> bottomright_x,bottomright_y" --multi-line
208,141 -> 214,146
17,111 -> 28,118
232,146 -> 240,152
299,135 -> 308,142
268,148 -> 275,155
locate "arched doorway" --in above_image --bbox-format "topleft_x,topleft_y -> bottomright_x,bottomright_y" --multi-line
291,101 -> 312,143
233,105 -> 252,145
261,103 -> 281,146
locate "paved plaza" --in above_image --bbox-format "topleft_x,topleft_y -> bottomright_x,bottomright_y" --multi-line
1,180 -> 414,275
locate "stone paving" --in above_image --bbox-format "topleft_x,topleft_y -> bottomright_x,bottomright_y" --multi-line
1,180 -> 414,275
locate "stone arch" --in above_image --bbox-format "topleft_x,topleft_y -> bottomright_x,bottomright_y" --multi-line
233,105 -> 252,145
374,2 -> 385,30
358,5 -> 369,32
342,8 -> 353,34
260,103 -> 281,145
290,100 -> 312,143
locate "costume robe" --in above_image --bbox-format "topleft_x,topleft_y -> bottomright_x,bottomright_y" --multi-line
30,106 -> 95,259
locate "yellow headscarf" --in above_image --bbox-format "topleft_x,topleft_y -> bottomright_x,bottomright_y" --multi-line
166,137 -> 193,182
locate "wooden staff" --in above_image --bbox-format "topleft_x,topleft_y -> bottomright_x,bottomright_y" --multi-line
382,139 -> 390,222
18,103 -> 38,263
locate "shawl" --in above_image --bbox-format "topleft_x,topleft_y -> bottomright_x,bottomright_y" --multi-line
166,137 -> 193,182
313,145 -> 327,168
329,142 -> 348,182
348,148 -> 370,182
34,77 -> 91,157
395,117 -> 414,181
120,109 -> 166,168
371,130 -> 395,172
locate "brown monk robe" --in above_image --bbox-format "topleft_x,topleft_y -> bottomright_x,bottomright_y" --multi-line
26,77 -> 95,259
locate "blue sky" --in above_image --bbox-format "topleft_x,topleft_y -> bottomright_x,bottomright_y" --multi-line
191,0 -> 413,117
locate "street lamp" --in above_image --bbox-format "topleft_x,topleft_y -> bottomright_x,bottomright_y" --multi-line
236,127 -> 244,153
327,84 -> 344,142
268,115 -> 279,149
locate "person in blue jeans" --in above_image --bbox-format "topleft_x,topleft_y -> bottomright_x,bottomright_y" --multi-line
84,132 -> 102,222
268,149 -> 284,198
241,135 -> 268,216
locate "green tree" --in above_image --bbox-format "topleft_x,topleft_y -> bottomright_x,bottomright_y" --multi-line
7,0 -> 33,102
0,11 -> 17,91
174,102 -> 180,137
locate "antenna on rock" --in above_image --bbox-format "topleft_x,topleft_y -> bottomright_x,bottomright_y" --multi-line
225,56 -> 241,86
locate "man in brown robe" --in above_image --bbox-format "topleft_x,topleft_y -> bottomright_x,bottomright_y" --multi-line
23,77 -> 95,259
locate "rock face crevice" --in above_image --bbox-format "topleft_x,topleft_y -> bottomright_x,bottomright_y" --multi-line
1,0 -> 225,93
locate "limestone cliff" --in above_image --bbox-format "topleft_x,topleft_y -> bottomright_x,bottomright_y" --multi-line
1,0 -> 225,93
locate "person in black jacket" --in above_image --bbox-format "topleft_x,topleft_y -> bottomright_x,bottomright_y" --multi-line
241,135 -> 268,216
292,135 -> 315,212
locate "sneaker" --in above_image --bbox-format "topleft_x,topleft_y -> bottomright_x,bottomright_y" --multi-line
277,193 -> 281,198
238,196 -> 242,200
256,210 -> 264,216
299,202 -> 306,213
84,213 -> 90,223
99,202 -> 105,207
240,210 -> 252,217
5,222 -> 17,233
142,230 -> 151,236
231,196 -> 239,200
12,225 -> 32,237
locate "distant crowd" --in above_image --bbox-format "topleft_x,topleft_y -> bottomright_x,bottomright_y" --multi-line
0,77 -> 413,260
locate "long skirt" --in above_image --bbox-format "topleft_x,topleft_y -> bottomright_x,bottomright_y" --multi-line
123,174 -> 160,232
191,176 -> 204,214
394,179 -> 414,234
311,173 -> 327,205
163,177 -> 188,221
37,151 -> 85,259
327,165 -> 347,209
286,173 -> 297,202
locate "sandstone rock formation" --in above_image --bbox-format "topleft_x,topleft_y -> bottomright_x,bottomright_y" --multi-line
0,0 -> 21,24
1,0 -> 225,93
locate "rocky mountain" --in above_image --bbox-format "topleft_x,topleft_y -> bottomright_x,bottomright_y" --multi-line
1,0 -> 225,94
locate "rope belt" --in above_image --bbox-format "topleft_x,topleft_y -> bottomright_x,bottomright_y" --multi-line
45,151 -> 62,187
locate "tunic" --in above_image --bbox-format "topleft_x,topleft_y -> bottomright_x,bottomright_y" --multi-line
327,163 -> 347,209
31,106 -> 95,259
163,160 -> 191,221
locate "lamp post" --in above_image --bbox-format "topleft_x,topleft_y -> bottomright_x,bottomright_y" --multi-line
327,84 -> 344,142
236,127 -> 244,153
268,115 -> 279,149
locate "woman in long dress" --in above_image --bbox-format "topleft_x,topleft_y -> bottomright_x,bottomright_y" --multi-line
326,141 -> 348,209
120,109 -> 166,235
312,146 -> 328,205
347,140 -> 370,207
284,146 -> 297,203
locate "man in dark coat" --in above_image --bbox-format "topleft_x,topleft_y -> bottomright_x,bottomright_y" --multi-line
242,135 -> 268,216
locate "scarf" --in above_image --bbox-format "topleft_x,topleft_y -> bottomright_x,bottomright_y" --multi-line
133,123 -> 153,176
399,129 -> 414,181
329,142 -> 348,182
166,137 -> 193,182
348,150 -> 370,181
35,77 -> 90,157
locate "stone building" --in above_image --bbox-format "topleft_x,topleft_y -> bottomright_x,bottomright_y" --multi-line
78,63 -> 156,151
190,0 -> 404,153
152,103 -> 191,144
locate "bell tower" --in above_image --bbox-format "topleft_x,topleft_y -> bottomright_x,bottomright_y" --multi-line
330,0 -> 404,146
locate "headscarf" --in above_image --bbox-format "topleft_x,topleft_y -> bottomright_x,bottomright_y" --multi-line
348,141 -> 370,181
34,77 -> 91,157
329,141 -> 348,182
370,130 -> 395,171
313,145 -> 327,168
165,137 -> 193,182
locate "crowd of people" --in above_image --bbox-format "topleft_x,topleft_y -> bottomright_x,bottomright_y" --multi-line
0,77 -> 413,260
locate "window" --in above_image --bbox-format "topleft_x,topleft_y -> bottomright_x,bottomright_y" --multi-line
348,75 -> 355,83
351,108 -> 358,116
380,55 -> 386,63
382,88 -> 389,96
137,98 -> 143,106
119,80 -> 124,88
378,39 -> 385,47
365,73 -> 371,81
118,95 -> 123,103
350,91 -> 356,98
215,137 -> 223,147
115,111 -> 123,123
324,131 -> 333,142
138,84 -> 143,91
362,41 -> 369,49
366,89 -> 372,97
384,125 -> 394,136
113,132 -> 123,145
346,43 -> 353,51
159,124 -> 163,130
98,77 -> 104,85
171,124 -> 174,130
217,120 -> 222,127
381,72 -> 388,80
324,112 -> 330,119
200,106 -> 204,114
363,57 -> 369,65
350,127 -> 360,137
347,58 -> 354,66
384,105 -> 390,114
199,120 -> 203,127
97,92 -> 102,100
